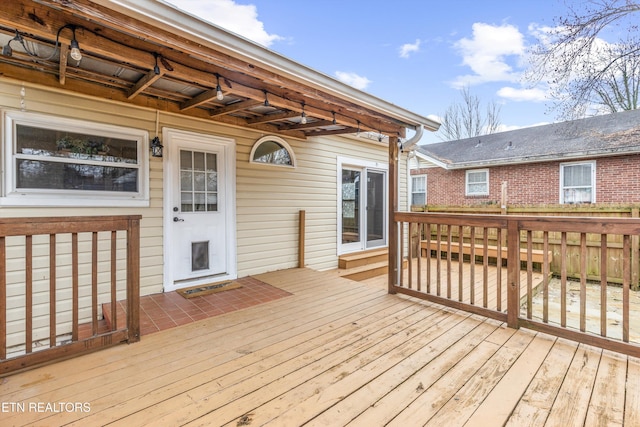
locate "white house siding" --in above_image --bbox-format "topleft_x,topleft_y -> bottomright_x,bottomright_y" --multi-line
0,79 -> 406,349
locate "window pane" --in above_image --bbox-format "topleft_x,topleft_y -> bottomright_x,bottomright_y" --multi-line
17,160 -> 138,192
194,193 -> 206,211
180,150 -> 192,169
468,171 -> 487,183
194,152 -> 205,171
206,172 -> 217,192
207,194 -> 218,211
564,164 -> 592,187
181,192 -> 193,212
17,125 -> 138,163
194,171 -> 206,191
206,153 -> 217,172
412,176 -> 426,192
412,193 -> 426,205
191,241 -> 209,271
180,171 -> 193,191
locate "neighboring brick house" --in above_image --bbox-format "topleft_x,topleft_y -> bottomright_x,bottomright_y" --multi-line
410,109 -> 640,207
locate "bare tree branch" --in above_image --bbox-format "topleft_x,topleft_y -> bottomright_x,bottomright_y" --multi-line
527,0 -> 640,119
437,87 -> 502,141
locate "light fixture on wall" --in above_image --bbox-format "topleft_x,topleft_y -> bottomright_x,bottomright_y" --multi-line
150,136 -> 163,157
300,102 -> 307,124
216,74 -> 224,101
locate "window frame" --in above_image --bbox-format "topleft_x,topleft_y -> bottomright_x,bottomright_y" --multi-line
249,135 -> 296,168
411,174 -> 427,206
465,168 -> 489,196
559,160 -> 596,204
2,110 -> 149,207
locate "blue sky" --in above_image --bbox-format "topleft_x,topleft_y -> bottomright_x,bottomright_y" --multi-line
165,0 -> 573,144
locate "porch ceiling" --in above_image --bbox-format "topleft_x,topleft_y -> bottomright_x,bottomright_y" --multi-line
0,0 -> 437,141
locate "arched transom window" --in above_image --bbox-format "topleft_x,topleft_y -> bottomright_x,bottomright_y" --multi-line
250,135 -> 296,167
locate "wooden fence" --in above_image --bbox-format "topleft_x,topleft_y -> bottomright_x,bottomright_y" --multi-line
393,212 -> 640,357
0,216 -> 140,376
418,205 -> 640,288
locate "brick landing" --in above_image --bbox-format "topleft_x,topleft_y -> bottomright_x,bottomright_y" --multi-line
90,276 -> 291,337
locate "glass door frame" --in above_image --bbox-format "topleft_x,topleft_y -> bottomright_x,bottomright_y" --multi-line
337,157 -> 388,255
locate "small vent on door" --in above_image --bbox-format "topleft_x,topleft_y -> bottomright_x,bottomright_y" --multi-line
192,241 -> 210,271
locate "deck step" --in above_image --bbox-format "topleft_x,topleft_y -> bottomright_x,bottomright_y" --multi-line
337,261 -> 389,281
338,248 -> 388,269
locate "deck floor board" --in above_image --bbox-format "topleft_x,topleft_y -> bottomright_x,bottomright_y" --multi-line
0,267 -> 637,426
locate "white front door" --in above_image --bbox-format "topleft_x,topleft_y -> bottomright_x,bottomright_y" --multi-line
163,129 -> 236,291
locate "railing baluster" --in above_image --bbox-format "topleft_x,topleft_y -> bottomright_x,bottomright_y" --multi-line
416,223 -> 422,292
446,225 -> 452,299
483,228 -> 488,308
458,225 -> 464,302
49,234 -> 56,347
92,232 -> 98,337
543,231 -> 549,324
25,235 -> 32,354
426,223 -> 431,294
407,222 -> 413,289
111,231 -> 117,332
527,230 -> 533,320
580,233 -> 587,332
623,234 -> 630,343
600,234 -> 607,337
436,224 -> 442,296
72,232 -> 79,342
470,227 -> 475,305
561,232 -> 567,328
496,228 -> 502,312
399,222 -> 404,287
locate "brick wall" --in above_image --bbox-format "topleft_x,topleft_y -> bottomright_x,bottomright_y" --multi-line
413,154 -> 640,206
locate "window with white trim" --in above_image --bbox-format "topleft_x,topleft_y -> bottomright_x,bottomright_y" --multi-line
560,161 -> 595,204
250,135 -> 295,167
465,169 -> 489,196
411,175 -> 426,206
3,110 -> 149,206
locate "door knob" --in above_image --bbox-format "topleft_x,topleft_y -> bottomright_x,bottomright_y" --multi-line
173,217 -> 184,222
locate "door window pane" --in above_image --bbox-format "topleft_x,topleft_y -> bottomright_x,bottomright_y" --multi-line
342,169 -> 360,244
180,150 -> 218,212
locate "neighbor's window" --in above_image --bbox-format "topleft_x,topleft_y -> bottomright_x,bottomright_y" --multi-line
465,169 -> 489,196
560,161 -> 595,204
411,175 -> 426,206
250,135 -> 296,167
3,110 -> 148,206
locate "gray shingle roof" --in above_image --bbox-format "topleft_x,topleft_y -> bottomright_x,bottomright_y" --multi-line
417,109 -> 640,169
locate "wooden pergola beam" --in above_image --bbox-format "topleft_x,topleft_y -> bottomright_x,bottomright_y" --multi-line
127,68 -> 165,100
210,99 -> 262,117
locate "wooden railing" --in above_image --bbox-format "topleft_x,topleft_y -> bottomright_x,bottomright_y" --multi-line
392,212 -> 640,357
0,215 -> 141,376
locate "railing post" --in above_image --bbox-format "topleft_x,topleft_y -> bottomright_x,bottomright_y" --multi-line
298,210 -> 305,268
127,217 -> 141,343
506,218 -> 520,329
388,136 -> 398,294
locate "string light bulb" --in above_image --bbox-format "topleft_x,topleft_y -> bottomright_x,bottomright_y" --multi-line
300,102 -> 307,124
69,27 -> 82,61
332,111 -> 337,125
216,74 -> 224,101
263,90 -> 270,107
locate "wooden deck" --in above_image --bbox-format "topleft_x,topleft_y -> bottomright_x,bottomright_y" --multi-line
1,267 -> 639,426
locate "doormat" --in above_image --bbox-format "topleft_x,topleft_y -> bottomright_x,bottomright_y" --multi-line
177,281 -> 242,299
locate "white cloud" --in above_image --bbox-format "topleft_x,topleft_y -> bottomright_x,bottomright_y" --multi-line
399,39 -> 421,58
335,71 -> 372,90
165,0 -> 282,46
497,86 -> 548,102
452,23 -> 525,88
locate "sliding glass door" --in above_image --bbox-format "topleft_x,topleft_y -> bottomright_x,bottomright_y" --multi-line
340,165 -> 387,253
